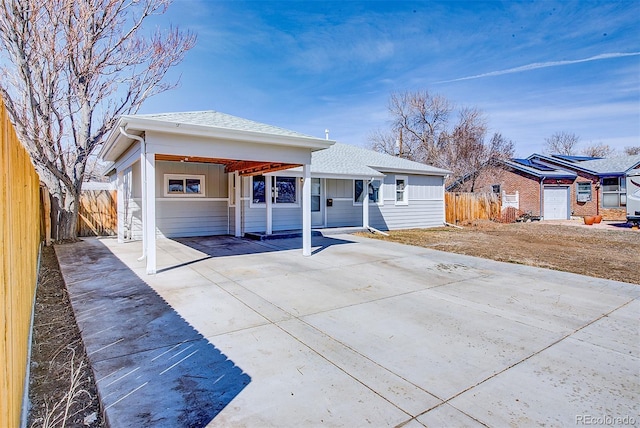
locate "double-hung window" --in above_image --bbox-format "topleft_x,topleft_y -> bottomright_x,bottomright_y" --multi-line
395,175 -> 408,205
164,174 -> 205,197
354,179 -> 382,204
602,177 -> 626,208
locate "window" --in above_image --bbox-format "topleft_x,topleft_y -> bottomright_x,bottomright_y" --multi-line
252,175 -> 298,205
275,177 -> 297,204
354,179 -> 382,204
492,184 -> 501,194
395,176 -> 408,205
576,182 -> 591,202
164,174 -> 205,197
311,178 -> 321,212
602,177 -> 626,208
252,175 -> 266,203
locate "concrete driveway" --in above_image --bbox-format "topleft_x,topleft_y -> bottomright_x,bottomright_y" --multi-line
56,234 -> 639,427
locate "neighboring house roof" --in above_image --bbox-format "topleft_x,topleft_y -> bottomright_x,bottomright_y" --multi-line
503,158 -> 577,179
577,155 -> 640,175
530,153 -> 640,176
309,143 -> 451,178
551,154 -> 601,162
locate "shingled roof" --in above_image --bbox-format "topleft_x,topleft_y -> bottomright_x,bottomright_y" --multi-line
311,143 -> 451,178
130,111 -> 319,140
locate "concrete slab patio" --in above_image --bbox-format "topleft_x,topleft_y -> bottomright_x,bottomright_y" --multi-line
55,234 -> 639,427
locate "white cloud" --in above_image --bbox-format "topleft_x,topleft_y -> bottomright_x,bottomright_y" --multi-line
437,52 -> 640,83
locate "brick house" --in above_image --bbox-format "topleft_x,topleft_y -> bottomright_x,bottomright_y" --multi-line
450,154 -> 640,221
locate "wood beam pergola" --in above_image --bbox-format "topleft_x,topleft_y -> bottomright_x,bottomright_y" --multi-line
154,154 -> 300,176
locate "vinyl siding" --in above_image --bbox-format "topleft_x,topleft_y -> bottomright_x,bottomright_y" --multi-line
327,199 -> 362,227
129,199 -> 230,238
127,161 -> 231,238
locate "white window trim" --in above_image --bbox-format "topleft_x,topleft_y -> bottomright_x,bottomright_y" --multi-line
395,175 -> 409,205
576,182 -> 592,202
163,174 -> 206,197
353,179 -> 384,206
250,175 -> 301,208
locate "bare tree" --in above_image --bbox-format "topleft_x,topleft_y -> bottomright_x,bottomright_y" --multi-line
370,90 -> 513,188
543,131 -> 580,155
0,0 -> 196,240
624,146 -> 640,156
379,90 -> 452,166
582,142 -> 615,158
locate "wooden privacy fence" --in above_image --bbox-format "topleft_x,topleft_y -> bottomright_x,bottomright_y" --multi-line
78,189 -> 117,236
1,97 -> 41,428
445,192 -> 501,224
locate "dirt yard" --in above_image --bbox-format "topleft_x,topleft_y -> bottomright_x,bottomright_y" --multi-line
362,220 -> 640,285
28,246 -> 104,428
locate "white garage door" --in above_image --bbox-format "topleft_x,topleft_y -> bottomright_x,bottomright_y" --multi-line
543,187 -> 569,220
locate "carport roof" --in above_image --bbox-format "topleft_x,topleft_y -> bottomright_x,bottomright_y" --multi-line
99,111 -> 334,162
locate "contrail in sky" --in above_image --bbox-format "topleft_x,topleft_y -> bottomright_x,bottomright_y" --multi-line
437,52 -> 640,83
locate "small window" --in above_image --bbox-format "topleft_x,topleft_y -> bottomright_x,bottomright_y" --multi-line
576,182 -> 592,202
354,179 -> 382,204
395,176 -> 408,205
492,184 -> 501,194
164,174 -> 205,197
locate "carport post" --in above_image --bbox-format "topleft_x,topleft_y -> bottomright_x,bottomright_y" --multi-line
302,164 -> 311,256
362,179 -> 370,228
234,172 -> 241,237
266,175 -> 273,235
145,152 -> 156,274
117,170 -> 125,243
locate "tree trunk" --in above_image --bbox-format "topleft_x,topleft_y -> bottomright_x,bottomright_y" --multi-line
50,191 -> 80,242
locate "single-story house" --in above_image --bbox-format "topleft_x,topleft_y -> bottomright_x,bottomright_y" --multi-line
449,153 -> 640,221
99,111 -> 450,273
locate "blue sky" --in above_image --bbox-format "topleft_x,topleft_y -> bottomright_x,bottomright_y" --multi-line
141,0 -> 640,157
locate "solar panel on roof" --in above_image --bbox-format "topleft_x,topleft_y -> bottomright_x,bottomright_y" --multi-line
529,161 -> 555,171
512,158 -> 555,171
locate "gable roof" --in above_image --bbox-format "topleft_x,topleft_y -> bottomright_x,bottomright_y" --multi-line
310,143 -> 451,178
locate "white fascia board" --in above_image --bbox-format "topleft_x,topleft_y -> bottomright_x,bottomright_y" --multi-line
312,171 -> 385,180
263,168 -> 385,180
121,116 -> 335,151
375,167 -> 451,176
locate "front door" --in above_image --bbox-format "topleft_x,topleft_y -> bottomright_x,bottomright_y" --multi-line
311,178 -> 324,227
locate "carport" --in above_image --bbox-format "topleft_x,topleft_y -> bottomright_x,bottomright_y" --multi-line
99,111 -> 334,273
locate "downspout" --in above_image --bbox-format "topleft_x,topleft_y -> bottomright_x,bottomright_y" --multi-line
119,127 -> 146,261
540,176 -> 546,219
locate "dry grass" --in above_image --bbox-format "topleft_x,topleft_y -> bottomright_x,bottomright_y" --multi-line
360,221 -> 640,285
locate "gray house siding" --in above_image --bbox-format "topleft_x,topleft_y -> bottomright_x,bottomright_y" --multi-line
128,161 -> 232,238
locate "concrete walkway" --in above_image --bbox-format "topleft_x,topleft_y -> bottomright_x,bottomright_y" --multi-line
55,234 -> 639,427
